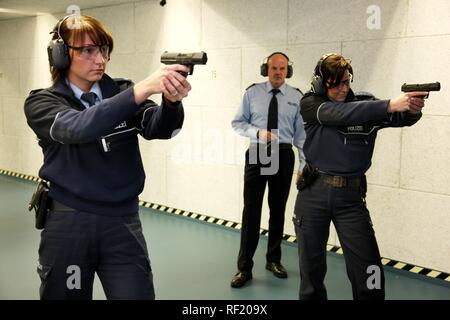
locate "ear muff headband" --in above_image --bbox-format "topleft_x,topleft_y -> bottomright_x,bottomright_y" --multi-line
310,53 -> 353,94
260,52 -> 293,78
47,15 -> 75,70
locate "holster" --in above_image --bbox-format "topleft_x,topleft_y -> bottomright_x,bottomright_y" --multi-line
297,161 -> 319,191
28,181 -> 50,230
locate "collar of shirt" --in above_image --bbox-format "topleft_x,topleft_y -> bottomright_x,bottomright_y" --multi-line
265,81 -> 287,96
66,80 -> 103,108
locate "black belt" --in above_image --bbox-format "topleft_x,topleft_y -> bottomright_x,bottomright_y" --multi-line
49,200 -> 77,212
277,143 -> 292,150
318,173 -> 362,188
250,143 -> 292,150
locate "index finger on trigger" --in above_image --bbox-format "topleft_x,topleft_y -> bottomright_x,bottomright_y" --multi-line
406,91 -> 429,97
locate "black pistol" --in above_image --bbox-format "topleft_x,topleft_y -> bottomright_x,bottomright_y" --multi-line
401,82 -> 441,98
160,51 -> 208,76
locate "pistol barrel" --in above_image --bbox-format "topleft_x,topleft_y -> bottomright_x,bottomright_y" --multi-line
160,51 -> 208,65
401,82 -> 441,92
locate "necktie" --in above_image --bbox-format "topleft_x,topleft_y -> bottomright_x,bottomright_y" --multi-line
80,92 -> 97,107
267,88 -> 280,131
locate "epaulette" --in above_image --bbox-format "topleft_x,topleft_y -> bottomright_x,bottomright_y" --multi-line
29,88 -> 45,95
245,83 -> 257,90
295,87 -> 304,95
113,78 -> 134,91
302,90 -> 319,98
354,91 -> 378,101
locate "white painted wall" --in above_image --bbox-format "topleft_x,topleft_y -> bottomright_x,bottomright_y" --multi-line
0,0 -> 448,272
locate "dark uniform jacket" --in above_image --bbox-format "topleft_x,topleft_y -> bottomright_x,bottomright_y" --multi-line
24,74 -> 184,216
300,90 -> 422,177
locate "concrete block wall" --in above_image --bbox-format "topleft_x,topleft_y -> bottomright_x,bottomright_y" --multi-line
0,0 -> 448,272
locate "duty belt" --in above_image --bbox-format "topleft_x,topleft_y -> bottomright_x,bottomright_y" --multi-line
249,143 -> 292,150
319,173 -> 362,188
50,199 -> 77,212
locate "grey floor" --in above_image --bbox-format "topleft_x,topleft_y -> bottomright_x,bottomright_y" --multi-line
0,174 -> 449,300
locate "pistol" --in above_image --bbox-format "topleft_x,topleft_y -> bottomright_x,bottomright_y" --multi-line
160,51 -> 208,76
401,82 -> 441,98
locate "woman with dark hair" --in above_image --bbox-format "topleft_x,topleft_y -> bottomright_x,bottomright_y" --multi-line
293,53 -> 427,300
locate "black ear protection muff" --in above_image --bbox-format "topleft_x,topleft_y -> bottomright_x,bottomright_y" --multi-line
47,15 -> 74,70
310,53 -> 353,95
260,52 -> 293,78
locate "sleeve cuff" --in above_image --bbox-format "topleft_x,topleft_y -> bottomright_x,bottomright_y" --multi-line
162,95 -> 182,109
249,127 -> 259,140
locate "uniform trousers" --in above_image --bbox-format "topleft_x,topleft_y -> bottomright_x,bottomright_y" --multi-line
37,208 -> 155,300
293,174 -> 385,300
237,144 -> 294,272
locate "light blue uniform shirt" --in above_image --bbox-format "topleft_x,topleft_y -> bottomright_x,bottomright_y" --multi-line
68,81 -> 103,107
231,81 -> 306,169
